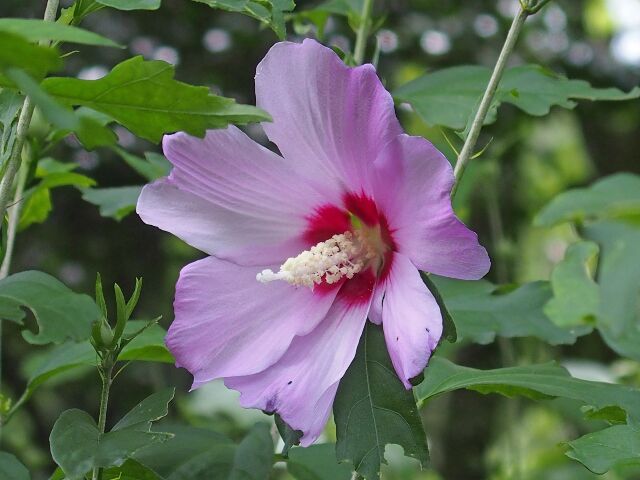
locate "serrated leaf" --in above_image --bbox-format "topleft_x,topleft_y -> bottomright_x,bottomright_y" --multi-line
0,19 -> 121,47
5,68 -> 116,149
544,241 -> 600,328
0,270 -> 100,345
113,148 -> 171,181
566,425 -> 640,474
0,452 -> 30,480
103,459 -> 162,480
334,323 -> 428,480
431,276 -> 590,345
0,32 -> 62,79
416,357 -> 640,423
81,186 -> 142,220
287,444 -> 352,480
535,173 -> 640,226
113,389 -> 175,432
41,56 -> 270,143
192,0 -> 295,39
394,65 -> 640,130
96,0 -> 161,10
50,409 -> 172,480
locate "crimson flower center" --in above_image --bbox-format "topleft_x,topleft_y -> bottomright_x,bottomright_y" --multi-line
256,222 -> 390,288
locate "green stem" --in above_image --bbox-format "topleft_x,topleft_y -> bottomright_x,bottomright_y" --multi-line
451,4 -> 529,197
0,0 -> 59,224
92,366 -> 112,480
353,0 -> 374,65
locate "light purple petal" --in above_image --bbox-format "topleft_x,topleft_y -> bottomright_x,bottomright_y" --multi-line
380,253 -> 443,388
166,256 -> 339,386
255,39 -> 402,194
137,126 -> 330,266
373,134 -> 490,280
225,293 -> 371,446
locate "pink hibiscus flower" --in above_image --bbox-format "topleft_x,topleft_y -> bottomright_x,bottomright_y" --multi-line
137,39 -> 490,445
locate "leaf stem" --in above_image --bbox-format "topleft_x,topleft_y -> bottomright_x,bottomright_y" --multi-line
0,0 -> 59,225
451,3 -> 530,197
353,0 -> 374,65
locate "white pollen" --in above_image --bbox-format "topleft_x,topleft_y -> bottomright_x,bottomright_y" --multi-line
256,232 -> 376,288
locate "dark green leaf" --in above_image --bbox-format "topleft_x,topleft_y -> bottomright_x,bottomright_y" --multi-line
566,425 -> 640,474
0,270 -> 100,345
0,32 -> 62,79
103,459 -> 162,480
431,276 -> 589,345
416,357 -> 640,423
422,273 -> 456,343
5,68 -> 117,149
0,452 -> 30,480
96,0 -> 161,10
0,18 -> 121,47
544,241 -> 600,328
535,173 -> 640,227
0,89 -> 22,165
41,56 -> 270,143
50,405 -> 172,480
81,186 -> 142,221
228,423 -> 274,480
287,444 -> 352,480
334,323 -> 428,480
394,65 -> 640,130
113,389 -> 175,432
192,0 -> 295,39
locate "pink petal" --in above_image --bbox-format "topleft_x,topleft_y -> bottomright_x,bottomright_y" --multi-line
373,134 -> 490,280
255,39 -> 402,193
225,290 -> 372,446
137,126 -> 330,266
380,253 -> 443,388
166,256 -> 339,386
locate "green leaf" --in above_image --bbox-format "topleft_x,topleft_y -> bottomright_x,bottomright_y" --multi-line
535,173 -> 640,227
0,452 -> 30,480
132,425 -> 236,478
416,357 -> 640,423
5,68 -> 117,149
41,56 -> 270,143
192,0 -> 295,39
0,270 -> 100,345
228,423 -> 274,480
394,65 -> 640,130
311,0 -> 363,16
287,444 -> 353,480
334,323 -> 428,480
544,241 -> 600,328
566,425 -> 640,474
113,389 -> 175,432
50,409 -> 172,480
422,273 -> 456,343
0,89 -> 23,165
113,148 -> 171,181
81,186 -> 142,221
583,221 -> 640,361
96,0 -> 161,10
0,18 -> 121,47
0,32 -> 62,79
103,459 -> 162,480
431,276 -> 589,345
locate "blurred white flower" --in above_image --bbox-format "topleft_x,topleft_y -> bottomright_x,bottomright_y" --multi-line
203,28 -> 232,53
78,65 -> 108,81
473,14 -> 499,38
567,42 -> 595,66
420,30 -> 451,55
131,36 -> 155,57
543,4 -> 567,32
153,45 -> 180,65
376,29 -> 399,53
611,29 -> 640,66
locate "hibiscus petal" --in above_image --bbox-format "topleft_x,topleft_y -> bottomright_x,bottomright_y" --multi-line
255,39 -> 402,193
373,134 -> 490,280
225,287 -> 372,446
166,256 -> 339,386
380,253 -> 443,388
137,126 -> 328,265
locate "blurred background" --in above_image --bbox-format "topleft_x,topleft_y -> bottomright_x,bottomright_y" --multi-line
1,0 -> 639,478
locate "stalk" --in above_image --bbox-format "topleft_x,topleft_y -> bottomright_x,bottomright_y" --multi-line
452,1 -> 539,197
353,0 -> 374,65
92,365 -> 113,480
